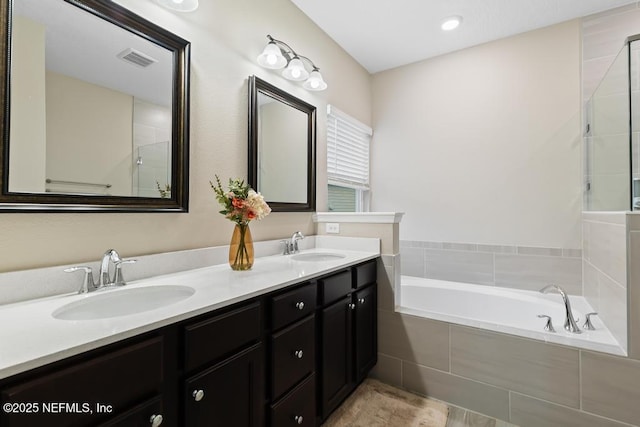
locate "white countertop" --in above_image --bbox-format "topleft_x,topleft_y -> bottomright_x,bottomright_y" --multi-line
0,246 -> 379,380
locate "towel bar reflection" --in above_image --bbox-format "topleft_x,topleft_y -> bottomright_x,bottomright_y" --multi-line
46,179 -> 112,189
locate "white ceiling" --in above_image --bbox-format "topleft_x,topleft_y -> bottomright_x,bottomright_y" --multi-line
290,0 -> 639,73
15,0 -> 172,107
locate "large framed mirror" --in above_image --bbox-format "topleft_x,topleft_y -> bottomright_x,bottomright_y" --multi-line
248,75 -> 316,212
0,0 -> 190,212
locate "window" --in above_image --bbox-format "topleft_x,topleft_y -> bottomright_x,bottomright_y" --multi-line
326,105 -> 373,212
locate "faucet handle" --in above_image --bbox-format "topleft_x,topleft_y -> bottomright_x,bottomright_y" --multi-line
281,240 -> 292,255
113,259 -> 136,286
583,312 -> 598,331
64,266 -> 96,294
537,314 -> 556,333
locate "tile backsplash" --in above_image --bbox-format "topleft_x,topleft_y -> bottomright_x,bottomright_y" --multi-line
400,240 -> 582,294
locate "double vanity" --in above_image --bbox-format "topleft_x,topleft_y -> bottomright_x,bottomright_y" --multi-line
0,238 -> 380,426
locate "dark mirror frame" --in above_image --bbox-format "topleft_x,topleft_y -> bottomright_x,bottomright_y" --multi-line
0,0 -> 190,212
248,75 -> 316,212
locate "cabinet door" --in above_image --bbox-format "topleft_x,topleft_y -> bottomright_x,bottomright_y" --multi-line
184,344 -> 263,427
320,295 -> 352,420
354,284 -> 377,382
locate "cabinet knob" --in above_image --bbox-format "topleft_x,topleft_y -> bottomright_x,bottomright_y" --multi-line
192,389 -> 205,402
294,415 -> 304,424
149,414 -> 163,427
294,350 -> 304,359
359,298 -> 366,304
348,303 -> 356,310
295,301 -> 305,310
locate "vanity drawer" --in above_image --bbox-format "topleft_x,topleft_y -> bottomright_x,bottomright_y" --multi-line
354,260 -> 377,289
98,395 -> 163,427
271,315 -> 315,399
271,282 -> 316,330
270,373 -> 316,427
1,337 -> 163,427
319,270 -> 352,305
184,301 -> 261,372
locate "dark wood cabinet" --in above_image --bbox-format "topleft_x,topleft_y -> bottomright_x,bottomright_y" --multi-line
267,281 -> 317,426
270,374 -> 315,427
354,284 -> 377,383
319,295 -> 353,419
318,260 -> 378,422
183,344 -> 263,427
0,336 -> 164,427
0,257 -> 378,427
182,301 -> 264,427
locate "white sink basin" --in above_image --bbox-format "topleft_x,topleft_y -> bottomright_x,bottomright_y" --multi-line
52,285 -> 195,320
291,252 -> 346,262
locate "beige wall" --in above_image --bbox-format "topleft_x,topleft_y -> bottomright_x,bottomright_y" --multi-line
0,0 -> 371,272
45,71 -> 133,196
8,16 -> 46,193
371,20 -> 582,249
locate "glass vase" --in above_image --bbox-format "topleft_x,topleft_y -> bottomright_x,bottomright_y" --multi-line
229,223 -> 254,271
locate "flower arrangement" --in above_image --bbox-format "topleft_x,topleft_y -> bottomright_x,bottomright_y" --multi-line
210,176 -> 271,225
210,176 -> 271,270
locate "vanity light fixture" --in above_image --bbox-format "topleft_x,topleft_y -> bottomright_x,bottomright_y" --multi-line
441,15 -> 462,31
256,35 -> 328,91
155,0 -> 199,12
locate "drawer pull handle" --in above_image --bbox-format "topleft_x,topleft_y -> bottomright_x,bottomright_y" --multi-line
359,298 -> 366,304
294,415 -> 304,424
348,303 -> 356,310
294,350 -> 304,359
295,301 -> 305,310
149,414 -> 163,427
192,389 -> 205,402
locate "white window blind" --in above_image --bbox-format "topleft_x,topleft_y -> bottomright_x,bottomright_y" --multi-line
327,105 -> 373,190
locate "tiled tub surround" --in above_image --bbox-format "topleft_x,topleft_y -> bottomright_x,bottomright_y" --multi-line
400,240 -> 583,293
371,311 -> 640,427
0,235 -> 379,379
399,276 -> 623,355
582,212 -> 628,352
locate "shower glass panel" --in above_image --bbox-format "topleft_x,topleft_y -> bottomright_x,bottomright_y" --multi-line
585,40 -> 631,211
133,141 -> 171,198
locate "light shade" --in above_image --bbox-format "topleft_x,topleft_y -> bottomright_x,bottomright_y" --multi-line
282,57 -> 309,81
256,35 -> 328,92
441,16 -> 462,31
303,70 -> 327,91
155,0 -> 199,12
257,42 -> 287,69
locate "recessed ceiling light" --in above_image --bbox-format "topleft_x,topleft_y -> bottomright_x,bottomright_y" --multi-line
441,16 -> 462,31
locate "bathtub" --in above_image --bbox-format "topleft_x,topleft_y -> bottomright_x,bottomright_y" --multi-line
398,275 -> 625,356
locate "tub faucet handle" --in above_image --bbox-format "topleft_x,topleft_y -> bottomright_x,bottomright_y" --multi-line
537,314 -> 556,333
583,312 -> 598,331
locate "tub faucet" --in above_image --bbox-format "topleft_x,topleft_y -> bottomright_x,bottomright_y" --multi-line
539,284 -> 581,334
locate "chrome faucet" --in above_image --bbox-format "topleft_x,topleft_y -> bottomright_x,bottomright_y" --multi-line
282,231 -> 305,255
290,231 -> 304,253
65,249 -> 136,294
539,284 -> 581,333
100,249 -> 136,288
99,249 -> 120,288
